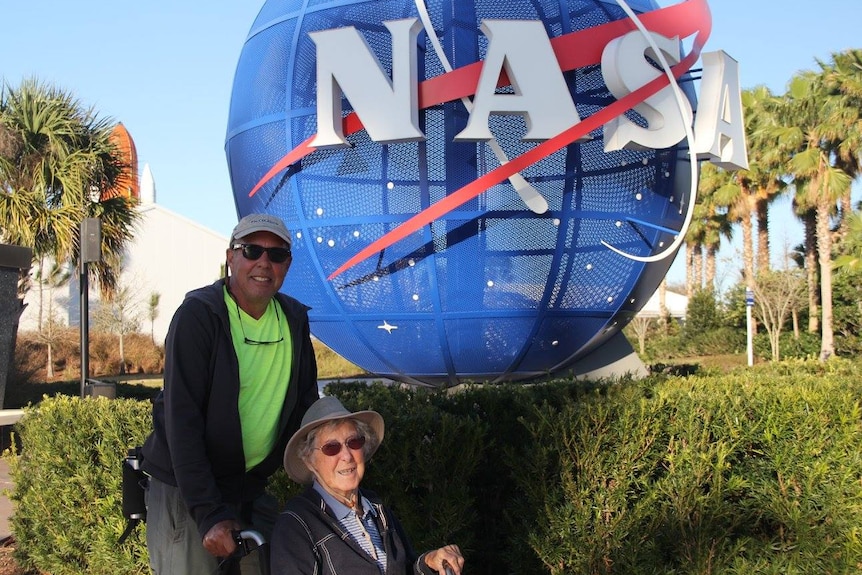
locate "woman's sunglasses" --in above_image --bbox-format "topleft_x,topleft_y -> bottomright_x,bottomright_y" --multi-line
315,436 -> 366,457
232,243 -> 291,263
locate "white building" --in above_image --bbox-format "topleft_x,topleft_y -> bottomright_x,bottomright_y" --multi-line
636,287 -> 688,320
114,196 -> 228,344
19,164 -> 228,346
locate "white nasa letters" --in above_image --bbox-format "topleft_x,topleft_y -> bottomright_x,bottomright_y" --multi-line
601,31 -> 693,152
309,18 -> 749,171
691,51 -> 749,170
310,18 -> 424,146
453,20 -> 581,142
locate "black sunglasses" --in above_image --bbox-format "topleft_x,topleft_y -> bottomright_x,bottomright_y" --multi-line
315,436 -> 366,457
233,243 -> 291,263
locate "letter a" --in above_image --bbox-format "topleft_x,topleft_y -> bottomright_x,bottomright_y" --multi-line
311,19 -> 424,147
455,20 -> 581,142
692,51 -> 749,170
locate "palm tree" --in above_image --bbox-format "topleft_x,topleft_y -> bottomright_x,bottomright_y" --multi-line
708,165 -> 754,291
770,69 -> 855,361
0,78 -> 139,299
684,202 -> 706,295
834,210 -> 862,272
738,87 -> 788,274
686,163 -> 733,293
821,50 -> 862,238
792,193 -> 820,333
711,87 -> 786,292
700,171 -> 733,290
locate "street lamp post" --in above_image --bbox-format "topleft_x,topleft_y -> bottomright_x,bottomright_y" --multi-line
80,217 -> 102,398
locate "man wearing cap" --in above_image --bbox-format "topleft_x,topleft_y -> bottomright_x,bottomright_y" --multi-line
141,212 -> 320,575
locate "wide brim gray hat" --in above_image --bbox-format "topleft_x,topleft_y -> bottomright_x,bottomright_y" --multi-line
284,396 -> 385,484
230,213 -> 292,247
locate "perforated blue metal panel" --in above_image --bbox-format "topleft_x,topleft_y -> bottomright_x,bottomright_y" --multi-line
226,0 -> 696,386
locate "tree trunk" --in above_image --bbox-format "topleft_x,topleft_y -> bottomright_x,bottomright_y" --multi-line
705,245 -> 717,290
630,316 -> 650,355
838,192 -> 852,240
685,242 -> 695,297
658,280 -> 669,335
692,244 -> 703,293
37,259 -> 45,332
792,309 -> 800,338
816,200 -> 834,360
770,328 -> 781,362
741,204 -> 755,289
803,210 -> 819,333
46,342 -> 54,379
756,197 -> 770,274
119,332 -> 127,375
741,200 -> 757,334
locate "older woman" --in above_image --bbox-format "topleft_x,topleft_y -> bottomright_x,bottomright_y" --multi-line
271,396 -> 465,575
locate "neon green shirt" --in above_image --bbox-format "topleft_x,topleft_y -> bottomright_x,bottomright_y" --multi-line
224,287 -> 293,470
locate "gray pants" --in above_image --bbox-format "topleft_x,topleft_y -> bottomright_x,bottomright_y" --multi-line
145,476 -> 277,575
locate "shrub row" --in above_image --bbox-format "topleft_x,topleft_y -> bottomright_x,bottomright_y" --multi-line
7,395 -> 152,574
6,359 -> 862,574
14,329 -> 164,384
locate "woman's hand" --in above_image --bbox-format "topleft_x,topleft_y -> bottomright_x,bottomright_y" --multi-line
424,544 -> 465,575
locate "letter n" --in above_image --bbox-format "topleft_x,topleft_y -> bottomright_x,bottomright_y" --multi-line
310,19 -> 424,147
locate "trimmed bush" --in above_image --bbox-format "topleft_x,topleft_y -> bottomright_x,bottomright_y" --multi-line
6,359 -> 862,575
754,330 -> 821,360
510,362 -> 862,575
6,396 -> 152,575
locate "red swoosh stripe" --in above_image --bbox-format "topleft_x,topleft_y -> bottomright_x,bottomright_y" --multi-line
249,0 -> 710,199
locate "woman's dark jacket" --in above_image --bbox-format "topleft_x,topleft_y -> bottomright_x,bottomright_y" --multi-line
140,278 -> 319,538
271,487 -> 437,575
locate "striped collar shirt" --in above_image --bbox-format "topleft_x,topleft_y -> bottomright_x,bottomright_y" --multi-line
313,481 -> 388,574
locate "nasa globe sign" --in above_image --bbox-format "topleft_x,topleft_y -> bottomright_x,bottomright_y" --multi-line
225,0 -> 745,386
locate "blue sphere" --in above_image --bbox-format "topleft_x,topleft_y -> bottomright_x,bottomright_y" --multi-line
226,0 -> 694,385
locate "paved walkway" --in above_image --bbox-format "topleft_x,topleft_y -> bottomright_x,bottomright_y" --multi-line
0,410 -> 25,541
0,457 -> 12,541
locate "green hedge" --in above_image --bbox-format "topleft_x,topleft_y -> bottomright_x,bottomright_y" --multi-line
6,359 -> 862,574
511,369 -> 862,574
6,395 -> 152,575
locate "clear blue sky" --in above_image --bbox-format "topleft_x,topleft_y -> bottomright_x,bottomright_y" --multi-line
1,0 -> 860,288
